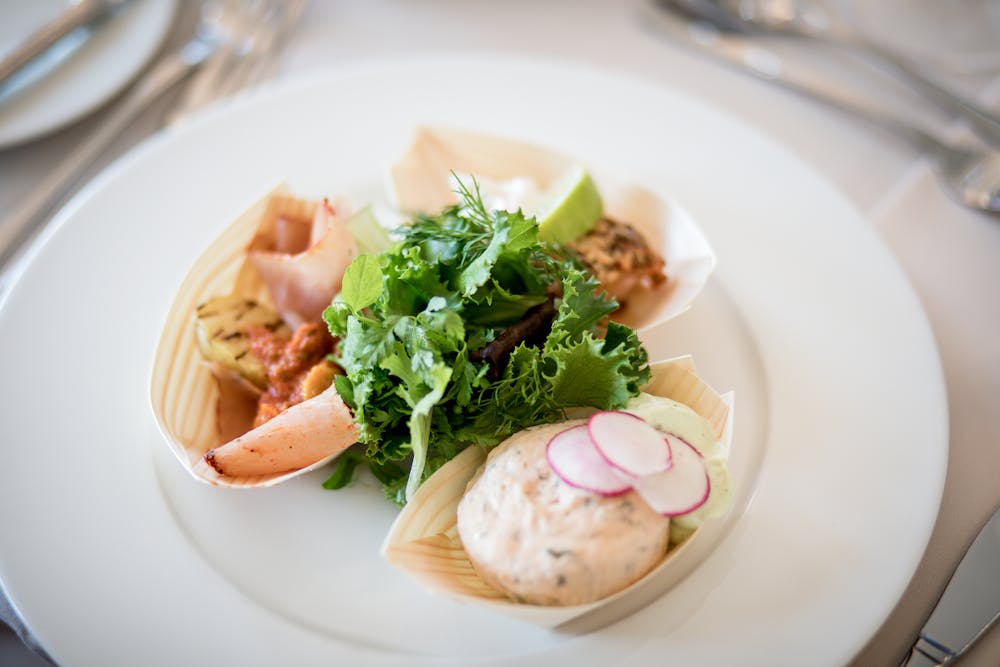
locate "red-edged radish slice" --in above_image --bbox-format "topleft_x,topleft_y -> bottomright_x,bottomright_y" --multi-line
631,434 -> 710,516
546,425 -> 633,496
588,411 -> 672,477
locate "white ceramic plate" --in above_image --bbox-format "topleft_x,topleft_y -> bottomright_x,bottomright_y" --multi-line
0,0 -> 177,149
0,56 -> 946,666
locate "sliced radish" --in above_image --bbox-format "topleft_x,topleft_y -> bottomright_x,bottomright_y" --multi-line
588,411 -> 672,477
631,434 -> 710,516
546,426 -> 633,496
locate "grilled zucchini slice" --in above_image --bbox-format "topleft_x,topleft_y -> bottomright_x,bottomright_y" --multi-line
194,295 -> 288,387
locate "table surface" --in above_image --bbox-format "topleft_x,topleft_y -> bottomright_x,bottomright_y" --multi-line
0,1 -> 998,665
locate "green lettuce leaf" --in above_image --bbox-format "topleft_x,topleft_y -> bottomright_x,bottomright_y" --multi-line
325,176 -> 651,504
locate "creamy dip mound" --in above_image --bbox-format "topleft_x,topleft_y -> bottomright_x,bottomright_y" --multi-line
456,420 -> 670,606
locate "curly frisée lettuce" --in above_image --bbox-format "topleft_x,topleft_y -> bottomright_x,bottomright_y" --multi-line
323,179 -> 650,504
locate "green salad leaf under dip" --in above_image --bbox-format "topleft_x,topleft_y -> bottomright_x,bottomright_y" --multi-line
323,179 -> 650,504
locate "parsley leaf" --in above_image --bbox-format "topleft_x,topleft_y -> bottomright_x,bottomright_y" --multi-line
339,254 -> 383,312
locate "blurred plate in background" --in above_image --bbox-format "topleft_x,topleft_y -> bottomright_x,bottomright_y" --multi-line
0,0 -> 176,149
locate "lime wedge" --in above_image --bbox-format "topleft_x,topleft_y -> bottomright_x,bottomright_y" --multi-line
535,165 -> 603,245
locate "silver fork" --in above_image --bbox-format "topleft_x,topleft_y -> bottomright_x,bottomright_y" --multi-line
167,0 -> 306,124
0,0 -> 305,283
645,2 -> 1000,215
661,0 -> 1000,147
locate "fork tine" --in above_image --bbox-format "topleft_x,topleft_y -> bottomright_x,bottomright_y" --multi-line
166,1 -> 244,123
229,0 -> 306,91
167,0 -> 305,125
200,0 -> 306,98
208,0 -> 282,99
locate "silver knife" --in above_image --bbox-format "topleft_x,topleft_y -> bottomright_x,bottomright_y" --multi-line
0,0 -> 132,93
905,505 -> 1000,665
0,19 -> 221,281
640,1 -> 896,113
640,1 -> 1000,215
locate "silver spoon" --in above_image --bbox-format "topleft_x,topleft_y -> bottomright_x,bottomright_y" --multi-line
646,1 -> 1000,214
664,0 -> 1000,147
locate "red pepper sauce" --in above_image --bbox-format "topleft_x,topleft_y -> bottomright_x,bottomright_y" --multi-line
246,321 -> 335,427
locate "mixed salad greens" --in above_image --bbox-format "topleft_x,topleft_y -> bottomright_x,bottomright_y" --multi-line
323,179 -> 650,504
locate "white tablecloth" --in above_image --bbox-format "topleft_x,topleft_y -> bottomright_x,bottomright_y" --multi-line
1,1 -> 997,664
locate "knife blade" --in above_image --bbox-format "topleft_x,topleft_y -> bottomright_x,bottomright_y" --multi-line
0,0 -> 133,99
906,505 -> 1000,665
640,0 -> 884,110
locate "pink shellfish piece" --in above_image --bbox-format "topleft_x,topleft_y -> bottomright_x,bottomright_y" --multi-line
204,382 -> 359,478
248,197 -> 357,329
389,127 -> 716,332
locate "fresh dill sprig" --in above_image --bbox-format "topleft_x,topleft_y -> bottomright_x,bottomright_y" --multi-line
451,172 -> 493,229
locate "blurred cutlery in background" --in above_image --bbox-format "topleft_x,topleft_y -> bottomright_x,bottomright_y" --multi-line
167,0 -> 305,124
905,504 -> 1000,666
0,0 -> 134,99
655,0 -> 1000,147
642,2 -> 1000,214
0,0 -> 306,288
